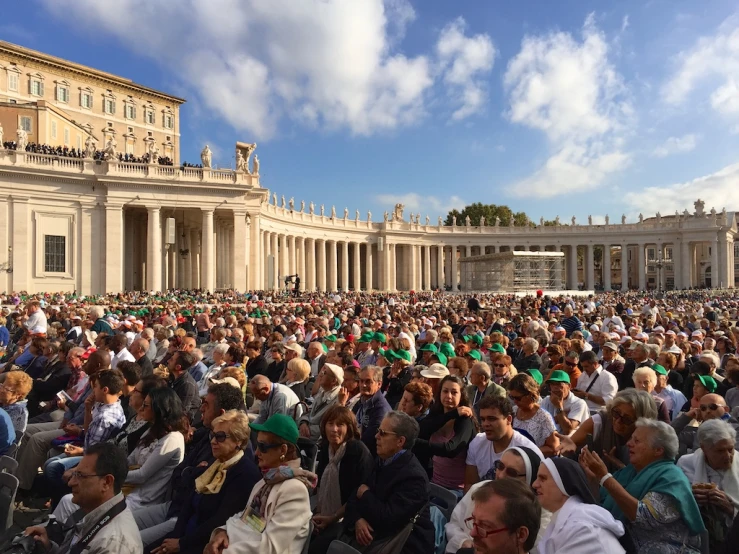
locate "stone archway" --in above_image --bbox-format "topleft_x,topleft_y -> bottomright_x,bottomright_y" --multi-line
703,265 -> 711,287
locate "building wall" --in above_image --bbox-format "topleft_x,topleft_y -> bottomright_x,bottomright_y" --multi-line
0,41 -> 184,162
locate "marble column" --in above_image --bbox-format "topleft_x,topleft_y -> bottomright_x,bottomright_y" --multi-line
585,244 -> 594,290
328,240 -> 338,291
567,245 -> 578,290
289,235 -> 297,277
672,241 -> 682,291
190,227 -> 200,289
365,242 -> 373,290
232,211 -> 247,291
317,239 -> 327,291
424,245 -> 432,291
341,241 -> 349,291
637,244 -> 646,290
620,244 -> 629,291
390,244 -> 397,291
719,235 -> 731,288
602,244 -> 611,291
147,206 -> 162,291
656,243 -> 665,291
280,235 -> 290,287
298,237 -> 306,290
200,209 -> 214,291
450,245 -> 458,292
124,213 -> 135,290
247,213 -> 261,290
270,233 -> 279,290
437,245 -> 444,290
711,238 -> 720,288
104,203 -> 123,293
353,242 -> 361,291
306,238 -> 316,291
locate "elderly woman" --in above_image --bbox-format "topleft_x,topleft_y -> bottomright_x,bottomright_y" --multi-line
492,354 -> 516,388
653,363 -> 688,421
632,366 -> 671,422
197,342 -> 229,397
0,370 -> 33,433
203,414 -> 315,554
580,418 -> 705,553
534,456 -> 625,553
513,338 -> 542,372
265,343 -> 286,383
445,446 -> 548,552
285,358 -> 311,401
508,373 -> 559,456
149,411 -> 262,554
678,419 -> 739,552
309,406 -> 373,554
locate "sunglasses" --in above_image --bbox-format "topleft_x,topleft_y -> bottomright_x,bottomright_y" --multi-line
256,441 -> 283,452
376,428 -> 398,437
493,363 -> 507,368
494,460 -> 526,479
209,431 -> 232,443
565,361 -> 578,367
611,409 -> 636,426
700,403 -> 725,412
508,393 -> 528,402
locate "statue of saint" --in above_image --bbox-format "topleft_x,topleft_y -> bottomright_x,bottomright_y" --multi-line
252,155 -> 259,175
452,215 -> 457,226
621,214 -> 626,224
281,195 -> 286,208
235,150 -> 246,171
571,216 -> 576,226
102,137 -> 117,161
465,215 -> 471,227
605,214 -> 609,225
344,207 -> 348,220
710,207 -> 717,217
438,216 -> 443,226
309,202 -> 315,214
148,141 -> 159,164
83,136 -> 96,158
480,216 -> 485,227
495,216 -> 501,227
201,144 -> 212,168
320,204 -> 325,216
639,213 -> 644,223
16,127 -> 28,151
367,211 -> 372,222
588,215 -> 592,225
683,209 -> 690,218
288,197 -> 294,211
355,209 -> 359,221
426,215 -> 430,226
656,212 -> 661,223
384,212 -> 389,222
300,200 -> 305,212
555,216 -> 560,226
331,206 -> 336,219
540,217 -> 544,226
509,217 -> 514,227
272,193 -> 277,205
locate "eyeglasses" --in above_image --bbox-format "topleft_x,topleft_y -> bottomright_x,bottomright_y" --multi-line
68,471 -> 104,481
464,517 -> 509,539
493,363 -> 507,368
565,361 -> 578,367
376,428 -> 398,437
209,431 -> 232,443
611,409 -> 636,426
256,441 -> 283,452
700,403 -> 725,412
509,393 -> 528,402
494,460 -> 527,479
0,384 -> 15,393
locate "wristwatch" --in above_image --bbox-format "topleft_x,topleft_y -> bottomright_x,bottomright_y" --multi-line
555,408 -> 563,415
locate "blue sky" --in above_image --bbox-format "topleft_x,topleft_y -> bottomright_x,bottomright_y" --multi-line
4,0 -> 739,222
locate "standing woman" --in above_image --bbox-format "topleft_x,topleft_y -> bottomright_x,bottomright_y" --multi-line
508,374 -> 559,457
415,376 -> 477,493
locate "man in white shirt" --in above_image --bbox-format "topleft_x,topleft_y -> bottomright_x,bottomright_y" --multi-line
23,300 -> 48,334
464,395 -> 542,493
572,350 -> 618,413
540,370 -> 589,435
601,306 -> 624,331
110,334 -> 135,370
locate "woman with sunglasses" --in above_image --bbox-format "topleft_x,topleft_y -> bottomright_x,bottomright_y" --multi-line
508,374 -> 559,457
491,354 -> 516,389
148,411 -> 261,554
558,389 -> 658,472
204,413 -> 315,554
445,446 -> 550,552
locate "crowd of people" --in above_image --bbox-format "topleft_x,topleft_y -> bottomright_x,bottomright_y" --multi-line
1,140 -> 175,165
0,288 -> 737,553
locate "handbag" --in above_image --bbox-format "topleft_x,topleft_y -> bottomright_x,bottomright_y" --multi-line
338,504 -> 426,554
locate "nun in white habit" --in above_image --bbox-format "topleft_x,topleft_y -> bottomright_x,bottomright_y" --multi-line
533,457 -> 626,554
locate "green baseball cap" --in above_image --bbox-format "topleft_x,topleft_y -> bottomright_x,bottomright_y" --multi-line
547,370 -> 571,384
372,332 -> 387,344
461,335 -> 471,343
489,343 -> 505,354
419,343 -> 439,353
357,333 -> 374,343
250,414 -> 299,445
526,369 -> 544,385
432,352 -> 448,366
324,334 -> 337,343
395,349 -> 412,363
696,374 -> 717,393
439,343 -> 456,359
379,348 -> 398,361
467,350 -> 482,361
470,335 -> 483,346
652,364 -> 667,376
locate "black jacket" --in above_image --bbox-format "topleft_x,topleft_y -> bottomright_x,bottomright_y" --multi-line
171,372 -> 201,421
344,450 -> 434,554
245,355 -> 269,380
316,439 -> 373,505
413,410 -> 477,473
136,355 -> 154,377
266,360 -> 285,383
167,427 -> 215,518
156,454 -> 262,554
289,381 -> 307,402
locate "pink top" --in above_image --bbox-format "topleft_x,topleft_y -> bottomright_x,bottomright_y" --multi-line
430,425 -> 466,490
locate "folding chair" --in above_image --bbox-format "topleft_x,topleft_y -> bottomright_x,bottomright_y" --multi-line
428,483 -> 459,523
0,472 -> 19,531
327,540 -> 362,554
0,456 -> 18,475
300,521 -> 314,554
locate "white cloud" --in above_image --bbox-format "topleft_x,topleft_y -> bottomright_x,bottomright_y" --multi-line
651,134 -> 699,158
662,15 -> 739,119
503,14 -> 632,197
621,15 -> 630,33
436,18 -> 496,120
375,192 -> 465,215
623,162 -> 739,214
41,0 -> 492,139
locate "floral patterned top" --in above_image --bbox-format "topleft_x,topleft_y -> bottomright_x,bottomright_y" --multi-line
630,491 -> 701,553
512,406 -> 556,447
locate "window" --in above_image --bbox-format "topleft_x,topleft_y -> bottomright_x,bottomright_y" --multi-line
146,110 -> 155,125
124,104 -> 136,119
647,248 -> 655,261
30,79 -> 44,97
104,98 -> 115,114
7,72 -> 18,92
44,235 -> 66,273
20,116 -> 31,132
64,128 -> 70,146
51,121 -> 57,139
125,141 -> 133,154
163,114 -> 174,129
81,92 -> 93,109
56,86 -> 69,103
665,247 -> 673,261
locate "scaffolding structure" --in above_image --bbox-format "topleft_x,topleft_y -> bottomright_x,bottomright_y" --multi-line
460,251 -> 565,292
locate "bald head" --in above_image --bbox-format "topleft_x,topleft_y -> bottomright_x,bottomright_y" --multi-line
699,393 -> 728,422
130,338 -> 149,360
249,375 -> 272,401
86,350 -> 111,376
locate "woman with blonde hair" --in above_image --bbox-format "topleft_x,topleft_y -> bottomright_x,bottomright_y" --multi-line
0,370 -> 33,433
285,358 -> 311,401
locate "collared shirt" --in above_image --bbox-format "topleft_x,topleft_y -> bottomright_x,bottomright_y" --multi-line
358,349 -> 377,369
382,449 -> 407,466
84,401 -> 126,451
111,347 -> 135,369
574,366 -> 618,412
540,393 -> 590,434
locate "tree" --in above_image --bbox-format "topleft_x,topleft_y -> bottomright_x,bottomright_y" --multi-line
444,203 -> 530,227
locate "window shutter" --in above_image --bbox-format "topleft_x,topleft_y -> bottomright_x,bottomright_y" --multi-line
132,106 -> 136,119
39,82 -> 44,96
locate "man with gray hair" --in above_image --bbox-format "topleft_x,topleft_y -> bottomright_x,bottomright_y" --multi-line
249,375 -> 301,424
623,341 -> 653,391
513,338 -> 541,372
89,305 -> 112,335
343,411 -> 434,553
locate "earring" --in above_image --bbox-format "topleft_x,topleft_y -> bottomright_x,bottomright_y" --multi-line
280,454 -> 285,461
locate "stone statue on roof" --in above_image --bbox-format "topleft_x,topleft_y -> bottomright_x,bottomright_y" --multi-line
309,202 -> 314,214
426,215 -> 430,225
571,216 -> 576,226
201,144 -> 212,168
300,200 -> 305,212
288,197 -> 294,211
622,214 -> 626,224
235,149 -> 246,171
84,135 -> 96,159
102,137 -> 117,161
605,214 -> 609,225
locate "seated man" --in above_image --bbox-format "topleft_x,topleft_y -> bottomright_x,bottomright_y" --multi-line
464,395 -> 542,493
24,442 -> 142,554
678,419 -> 738,553
353,366 -> 392,458
466,362 -> 505,419
249,375 -> 301,424
540,370 -> 589,436
672,393 -> 739,456
342,411 -> 435,553
298,363 -> 343,442
167,350 -> 201,421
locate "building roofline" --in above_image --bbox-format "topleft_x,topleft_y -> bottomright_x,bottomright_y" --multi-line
0,40 -> 187,105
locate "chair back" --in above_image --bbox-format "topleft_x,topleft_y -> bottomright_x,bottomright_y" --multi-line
428,482 -> 459,523
0,472 -> 19,531
0,456 -> 18,475
327,540 -> 363,554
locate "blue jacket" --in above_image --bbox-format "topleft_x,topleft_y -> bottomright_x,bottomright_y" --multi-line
353,390 -> 391,458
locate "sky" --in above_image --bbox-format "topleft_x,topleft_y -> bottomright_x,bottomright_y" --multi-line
4,0 -> 739,223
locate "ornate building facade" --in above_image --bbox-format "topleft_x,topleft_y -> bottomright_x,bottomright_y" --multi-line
0,43 -> 736,295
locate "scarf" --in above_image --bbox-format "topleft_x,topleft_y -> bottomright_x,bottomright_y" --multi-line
195,450 -> 244,495
251,459 -> 317,518
316,442 -> 347,517
689,449 -> 739,514
602,458 -> 705,534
